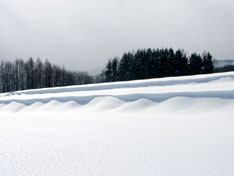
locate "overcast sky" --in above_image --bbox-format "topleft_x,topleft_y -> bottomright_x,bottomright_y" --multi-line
0,0 -> 234,72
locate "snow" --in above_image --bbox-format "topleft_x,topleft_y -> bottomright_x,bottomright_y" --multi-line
0,72 -> 234,176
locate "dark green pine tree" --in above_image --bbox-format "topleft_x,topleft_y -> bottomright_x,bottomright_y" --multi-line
189,53 -> 203,75
44,60 -> 53,87
202,52 -> 214,74
118,53 -> 133,81
134,49 -> 149,79
174,49 -> 188,76
150,49 -> 161,78
105,60 -> 113,82
158,49 -> 169,77
146,48 -> 154,79
111,58 -> 119,82
168,48 -> 175,76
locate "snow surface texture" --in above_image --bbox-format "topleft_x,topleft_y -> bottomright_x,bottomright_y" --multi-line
0,72 -> 234,176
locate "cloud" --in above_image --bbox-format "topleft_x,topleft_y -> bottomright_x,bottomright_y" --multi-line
0,0 -> 234,72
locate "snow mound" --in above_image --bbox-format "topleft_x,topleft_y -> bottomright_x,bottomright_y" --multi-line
21,102 -> 45,112
118,98 -> 155,111
58,101 -> 81,111
84,96 -> 126,111
1,102 -> 26,112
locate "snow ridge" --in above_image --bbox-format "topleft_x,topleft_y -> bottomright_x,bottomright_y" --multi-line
0,72 -> 234,113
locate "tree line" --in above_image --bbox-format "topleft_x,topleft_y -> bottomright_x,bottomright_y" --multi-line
0,58 -> 93,93
102,48 -> 214,82
0,48 -> 215,93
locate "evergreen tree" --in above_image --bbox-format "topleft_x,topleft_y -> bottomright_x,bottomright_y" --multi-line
189,53 -> 203,75
105,60 -> 113,82
111,58 -> 119,82
202,52 -> 214,73
34,58 -> 44,88
44,60 -> 53,87
174,49 -> 188,76
25,58 -> 35,89
118,53 -> 133,81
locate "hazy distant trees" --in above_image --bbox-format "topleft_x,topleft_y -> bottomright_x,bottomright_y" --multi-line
0,58 -> 93,93
215,65 -> 234,72
102,48 -> 214,82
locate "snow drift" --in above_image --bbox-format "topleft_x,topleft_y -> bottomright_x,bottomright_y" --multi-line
0,72 -> 234,176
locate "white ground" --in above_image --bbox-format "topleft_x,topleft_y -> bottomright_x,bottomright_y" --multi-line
0,72 -> 234,176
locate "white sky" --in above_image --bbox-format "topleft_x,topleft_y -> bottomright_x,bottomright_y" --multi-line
0,0 -> 234,72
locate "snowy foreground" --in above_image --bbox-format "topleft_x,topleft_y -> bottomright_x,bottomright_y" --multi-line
0,72 -> 234,176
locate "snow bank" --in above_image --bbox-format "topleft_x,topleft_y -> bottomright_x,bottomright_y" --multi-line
0,72 -> 234,176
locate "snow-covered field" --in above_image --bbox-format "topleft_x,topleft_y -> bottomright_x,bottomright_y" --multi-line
0,72 -> 234,176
